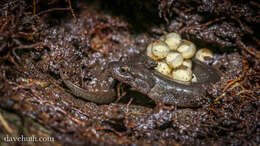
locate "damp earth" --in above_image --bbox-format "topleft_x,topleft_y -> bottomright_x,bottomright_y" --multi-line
0,0 -> 259,145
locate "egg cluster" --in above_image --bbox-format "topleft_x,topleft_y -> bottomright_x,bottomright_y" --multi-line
146,32 -> 213,82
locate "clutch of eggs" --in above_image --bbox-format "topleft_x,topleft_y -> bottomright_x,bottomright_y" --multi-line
146,32 -> 213,82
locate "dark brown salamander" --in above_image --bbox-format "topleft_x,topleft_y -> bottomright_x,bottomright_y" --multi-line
60,54 -> 220,106
107,54 -> 220,107
60,69 -> 116,104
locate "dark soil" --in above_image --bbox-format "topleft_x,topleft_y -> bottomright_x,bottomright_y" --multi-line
0,0 -> 259,145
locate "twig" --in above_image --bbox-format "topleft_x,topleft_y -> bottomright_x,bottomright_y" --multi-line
36,8 -> 70,16
236,40 -> 260,59
223,59 -> 248,92
7,52 -> 23,72
33,0 -> 36,15
115,83 -> 127,103
66,0 -> 77,22
0,17 -> 10,33
250,1 -> 260,8
179,17 -> 225,34
0,113 -> 13,134
12,42 -> 43,60
231,16 -> 260,47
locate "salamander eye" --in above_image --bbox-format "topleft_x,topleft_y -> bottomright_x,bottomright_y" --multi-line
120,66 -> 129,73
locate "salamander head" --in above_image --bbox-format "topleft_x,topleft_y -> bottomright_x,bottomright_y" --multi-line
108,61 -> 155,94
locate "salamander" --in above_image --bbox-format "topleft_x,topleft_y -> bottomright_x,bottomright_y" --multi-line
107,54 -> 220,107
60,54 -> 220,107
